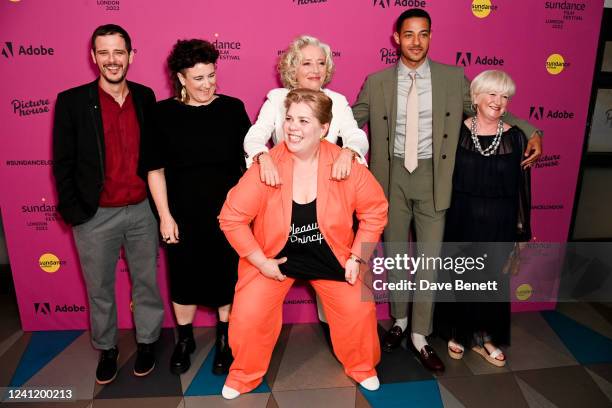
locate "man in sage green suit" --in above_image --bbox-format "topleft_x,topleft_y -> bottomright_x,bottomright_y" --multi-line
352,8 -> 542,372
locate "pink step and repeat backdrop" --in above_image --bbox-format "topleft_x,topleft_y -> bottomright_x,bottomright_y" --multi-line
0,0 -> 604,331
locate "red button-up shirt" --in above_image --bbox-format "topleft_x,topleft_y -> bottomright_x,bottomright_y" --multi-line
98,86 -> 147,207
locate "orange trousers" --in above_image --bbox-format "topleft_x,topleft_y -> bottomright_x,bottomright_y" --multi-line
226,273 -> 381,393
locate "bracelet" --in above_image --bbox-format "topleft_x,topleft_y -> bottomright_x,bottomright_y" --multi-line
342,147 -> 359,161
350,254 -> 366,264
253,152 -> 266,164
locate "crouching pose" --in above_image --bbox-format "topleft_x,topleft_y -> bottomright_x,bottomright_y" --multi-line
218,89 -> 388,399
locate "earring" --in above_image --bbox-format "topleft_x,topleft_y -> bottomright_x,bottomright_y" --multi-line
180,86 -> 188,103
471,103 -> 477,113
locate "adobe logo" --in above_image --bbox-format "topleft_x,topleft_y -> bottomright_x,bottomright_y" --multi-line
34,302 -> 51,315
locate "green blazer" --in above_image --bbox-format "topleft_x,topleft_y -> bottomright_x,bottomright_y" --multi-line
352,60 -> 537,212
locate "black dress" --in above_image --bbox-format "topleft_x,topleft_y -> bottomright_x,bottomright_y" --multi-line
141,95 -> 251,307
434,123 -> 531,347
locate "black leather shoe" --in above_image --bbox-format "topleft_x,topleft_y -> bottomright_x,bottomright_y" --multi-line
412,344 -> 445,373
134,342 -> 156,377
382,326 -> 406,352
170,337 -> 195,375
96,347 -> 119,385
212,321 -> 233,375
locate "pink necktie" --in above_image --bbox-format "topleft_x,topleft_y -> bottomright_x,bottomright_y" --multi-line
404,72 -> 418,173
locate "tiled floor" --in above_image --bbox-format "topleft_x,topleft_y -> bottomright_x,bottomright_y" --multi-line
1,288 -> 612,407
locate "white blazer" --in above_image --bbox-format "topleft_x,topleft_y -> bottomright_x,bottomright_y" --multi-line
243,87 -> 369,167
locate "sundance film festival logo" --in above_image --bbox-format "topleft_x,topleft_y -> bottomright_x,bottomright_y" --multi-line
96,0 -> 120,11
212,36 -> 242,62
373,0 -> 427,9
12,98 -> 50,117
455,52 -> 504,67
471,0 -> 498,18
1,41 -> 54,59
529,106 -> 575,120
23,200 -> 58,231
534,154 -> 561,169
293,0 -> 327,5
544,1 -> 587,29
546,54 -> 570,75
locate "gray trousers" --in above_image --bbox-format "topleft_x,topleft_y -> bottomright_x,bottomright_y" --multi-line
73,199 -> 163,350
386,158 -> 446,336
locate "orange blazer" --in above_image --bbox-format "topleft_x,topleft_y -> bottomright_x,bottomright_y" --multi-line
219,140 -> 388,289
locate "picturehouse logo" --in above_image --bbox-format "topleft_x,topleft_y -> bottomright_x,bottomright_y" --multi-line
529,106 -> 574,120
373,0 -> 427,9
12,98 -> 51,117
471,0 -> 498,18
38,253 -> 66,273
1,41 -> 55,59
546,54 -> 569,75
380,47 -> 400,64
34,302 -> 51,315
455,51 -> 504,67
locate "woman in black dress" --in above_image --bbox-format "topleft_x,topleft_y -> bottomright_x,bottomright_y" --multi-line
435,70 -> 531,367
143,39 -> 250,375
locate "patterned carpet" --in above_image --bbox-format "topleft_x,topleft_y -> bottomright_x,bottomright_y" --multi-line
1,287 -> 612,407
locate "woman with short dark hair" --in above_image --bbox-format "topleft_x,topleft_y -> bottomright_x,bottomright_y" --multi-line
141,38 -> 250,375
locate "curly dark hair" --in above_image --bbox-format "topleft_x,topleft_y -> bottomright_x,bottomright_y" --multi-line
167,39 -> 219,99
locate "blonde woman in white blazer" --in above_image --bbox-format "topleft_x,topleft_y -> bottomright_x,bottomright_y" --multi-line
244,35 -> 369,186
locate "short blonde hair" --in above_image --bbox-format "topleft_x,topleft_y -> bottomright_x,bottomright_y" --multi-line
278,35 -> 334,89
284,88 -> 333,126
470,70 -> 516,104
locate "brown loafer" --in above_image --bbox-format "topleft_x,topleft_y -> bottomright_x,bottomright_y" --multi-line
382,325 -> 406,352
413,344 -> 445,373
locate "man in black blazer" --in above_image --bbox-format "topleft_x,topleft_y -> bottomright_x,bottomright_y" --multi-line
52,24 -> 163,385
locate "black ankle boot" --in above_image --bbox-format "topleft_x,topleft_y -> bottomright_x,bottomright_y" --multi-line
212,321 -> 233,375
170,323 -> 195,375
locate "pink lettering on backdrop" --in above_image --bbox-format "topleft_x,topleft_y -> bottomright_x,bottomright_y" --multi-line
0,0 -> 603,330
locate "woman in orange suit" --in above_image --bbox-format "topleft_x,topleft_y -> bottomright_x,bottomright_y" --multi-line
218,88 -> 388,399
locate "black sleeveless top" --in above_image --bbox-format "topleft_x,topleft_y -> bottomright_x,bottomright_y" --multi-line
277,200 -> 345,281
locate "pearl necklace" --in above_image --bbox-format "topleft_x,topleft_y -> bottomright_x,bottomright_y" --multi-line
469,116 -> 504,156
